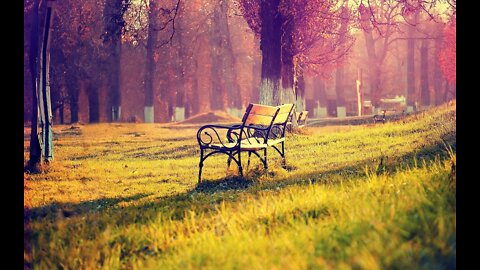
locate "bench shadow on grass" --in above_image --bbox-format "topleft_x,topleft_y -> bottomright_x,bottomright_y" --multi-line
25,136 -> 455,230
24,138 -> 456,270
198,130 -> 454,186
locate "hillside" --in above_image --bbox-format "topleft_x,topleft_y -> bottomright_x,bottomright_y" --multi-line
24,101 -> 456,269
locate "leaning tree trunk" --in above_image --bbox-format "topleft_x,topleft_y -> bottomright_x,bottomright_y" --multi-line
258,0 -> 282,105
36,1 -> 55,163
27,0 -> 42,169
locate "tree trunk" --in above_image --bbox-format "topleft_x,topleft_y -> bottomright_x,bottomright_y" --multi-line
108,41 -> 121,121
143,1 -> 157,123
312,76 -> 328,117
87,83 -> 100,123
295,66 -> 306,111
103,0 -> 124,122
251,40 -> 261,104
27,0 -> 42,169
406,13 -> 417,112
209,13 -> 226,111
59,103 -> 64,124
407,36 -> 415,111
175,22 -> 186,121
434,34 -> 444,105
219,0 -> 242,114
191,58 -> 200,115
209,0 -> 242,114
66,72 -> 79,123
279,14 -> 295,106
209,53 -> 225,110
420,39 -> 430,107
258,0 -> 282,105
363,30 -> 381,110
335,5 -> 349,117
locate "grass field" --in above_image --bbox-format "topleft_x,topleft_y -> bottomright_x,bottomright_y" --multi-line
24,101 -> 456,269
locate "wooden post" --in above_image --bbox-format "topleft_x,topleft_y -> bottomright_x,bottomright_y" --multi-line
356,68 -> 363,116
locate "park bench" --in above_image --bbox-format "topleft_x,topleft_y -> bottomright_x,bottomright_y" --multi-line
196,103 -> 295,183
297,111 -> 308,128
286,110 -> 309,132
373,109 -> 406,124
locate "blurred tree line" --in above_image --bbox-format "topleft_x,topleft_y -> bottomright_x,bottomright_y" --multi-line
24,0 -> 456,125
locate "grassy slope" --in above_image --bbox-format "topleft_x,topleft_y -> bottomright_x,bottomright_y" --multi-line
24,101 -> 456,270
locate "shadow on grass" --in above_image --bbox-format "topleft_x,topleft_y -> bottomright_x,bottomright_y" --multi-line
24,136 -> 456,270
25,193 -> 152,222
66,141 -> 199,161
25,136 -> 455,229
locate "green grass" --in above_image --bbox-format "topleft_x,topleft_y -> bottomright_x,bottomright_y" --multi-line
24,101 -> 456,270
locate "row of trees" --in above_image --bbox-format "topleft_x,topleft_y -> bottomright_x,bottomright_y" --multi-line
25,0 -> 456,126
238,0 -> 455,115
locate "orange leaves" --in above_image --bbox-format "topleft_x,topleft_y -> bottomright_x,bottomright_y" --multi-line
438,19 -> 456,84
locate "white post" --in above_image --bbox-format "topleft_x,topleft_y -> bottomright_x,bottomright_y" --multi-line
175,107 -> 185,121
144,106 -> 154,123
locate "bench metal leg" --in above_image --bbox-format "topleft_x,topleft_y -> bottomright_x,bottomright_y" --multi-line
227,156 -> 232,168
263,148 -> 268,171
247,152 -> 252,168
271,143 -> 286,168
198,149 -> 204,183
238,151 -> 243,177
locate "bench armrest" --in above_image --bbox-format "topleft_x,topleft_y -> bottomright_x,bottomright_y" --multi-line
243,124 -> 286,144
197,124 -> 243,148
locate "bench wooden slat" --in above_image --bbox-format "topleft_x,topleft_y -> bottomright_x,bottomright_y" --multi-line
247,104 -> 279,116
245,114 -> 277,126
298,111 -> 308,121
274,104 -> 295,124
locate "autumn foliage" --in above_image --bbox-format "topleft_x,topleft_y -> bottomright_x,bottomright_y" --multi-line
438,18 -> 456,84
237,0 -> 353,75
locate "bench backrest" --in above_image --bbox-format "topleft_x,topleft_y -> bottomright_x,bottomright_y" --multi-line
274,104 -> 296,124
242,103 -> 280,126
240,103 -> 294,143
297,111 -> 308,122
